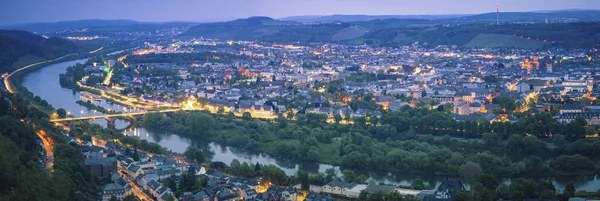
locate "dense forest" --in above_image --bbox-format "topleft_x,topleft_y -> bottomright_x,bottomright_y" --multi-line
0,90 -> 99,201
0,30 -> 79,73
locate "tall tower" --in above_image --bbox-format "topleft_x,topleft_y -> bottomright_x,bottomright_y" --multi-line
496,0 -> 500,25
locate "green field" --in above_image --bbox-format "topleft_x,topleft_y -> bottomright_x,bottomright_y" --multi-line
464,34 -> 545,48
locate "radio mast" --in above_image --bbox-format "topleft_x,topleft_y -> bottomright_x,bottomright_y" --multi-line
496,0 -> 500,25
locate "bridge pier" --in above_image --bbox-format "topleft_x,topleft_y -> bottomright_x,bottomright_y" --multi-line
104,117 -> 116,129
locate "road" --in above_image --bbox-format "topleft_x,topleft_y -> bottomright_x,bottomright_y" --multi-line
118,166 -> 152,201
89,47 -> 104,54
36,130 -> 55,171
76,82 -> 157,108
3,53 -> 78,93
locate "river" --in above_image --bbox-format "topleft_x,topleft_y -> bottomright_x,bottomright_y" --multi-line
20,56 -> 600,192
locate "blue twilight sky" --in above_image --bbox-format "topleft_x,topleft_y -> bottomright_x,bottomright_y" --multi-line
1,0 -> 599,25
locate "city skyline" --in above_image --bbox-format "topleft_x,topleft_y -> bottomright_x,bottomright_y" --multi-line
1,0 -> 600,25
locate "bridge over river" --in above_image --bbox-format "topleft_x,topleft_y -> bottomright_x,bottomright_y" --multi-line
51,108 -> 190,130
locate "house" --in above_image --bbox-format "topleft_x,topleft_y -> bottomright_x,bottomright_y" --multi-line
216,191 -> 239,201
204,169 -> 227,180
139,173 -> 159,190
559,104 -> 584,114
483,104 -> 501,113
304,192 -> 333,201
374,95 -> 396,109
455,103 -> 482,115
98,183 -> 125,201
451,113 -> 496,123
422,180 -> 465,201
266,186 -> 297,201
242,189 -> 258,200
362,185 -> 396,194
126,164 -> 143,178
389,101 -> 412,112
322,181 -> 367,198
85,157 -> 117,178
557,112 -> 600,125
111,174 -> 132,195
228,177 -> 259,191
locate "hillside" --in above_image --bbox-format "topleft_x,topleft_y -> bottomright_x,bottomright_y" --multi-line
443,10 -> 600,24
464,34 -> 544,48
0,19 -> 140,33
332,26 -> 368,41
183,14 -> 600,49
354,22 -> 600,48
0,30 -> 79,73
280,14 -> 465,22
183,17 -> 349,42
0,91 -> 99,201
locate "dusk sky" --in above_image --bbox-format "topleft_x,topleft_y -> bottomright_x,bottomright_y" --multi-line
1,0 -> 599,25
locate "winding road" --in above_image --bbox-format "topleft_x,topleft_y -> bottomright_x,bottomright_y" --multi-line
3,53 -> 78,93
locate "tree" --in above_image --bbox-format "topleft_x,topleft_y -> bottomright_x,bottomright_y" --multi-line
334,113 -> 342,124
254,162 -> 261,172
564,183 -> 576,198
123,194 -> 139,201
384,191 -> 403,200
358,190 -> 369,201
325,168 -> 337,181
342,169 -> 357,183
133,148 -> 140,161
482,133 -> 498,146
56,108 -> 67,118
454,190 -> 472,201
184,112 -> 215,137
181,166 -> 197,191
166,195 -> 175,201
242,112 -> 252,121
184,147 -> 205,164
298,170 -> 309,190
493,96 -> 516,113
344,113 -> 351,124
411,178 -> 426,190
459,161 -> 483,184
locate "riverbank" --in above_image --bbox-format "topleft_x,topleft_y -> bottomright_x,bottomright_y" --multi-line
75,100 -> 118,114
141,111 -> 600,179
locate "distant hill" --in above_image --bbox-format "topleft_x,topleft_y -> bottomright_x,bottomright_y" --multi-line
354,22 -> 600,48
444,10 -> 600,24
183,17 -> 351,42
0,30 -> 79,73
281,10 -> 600,24
183,17 -> 437,42
0,19 -> 141,33
280,14 -> 467,22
